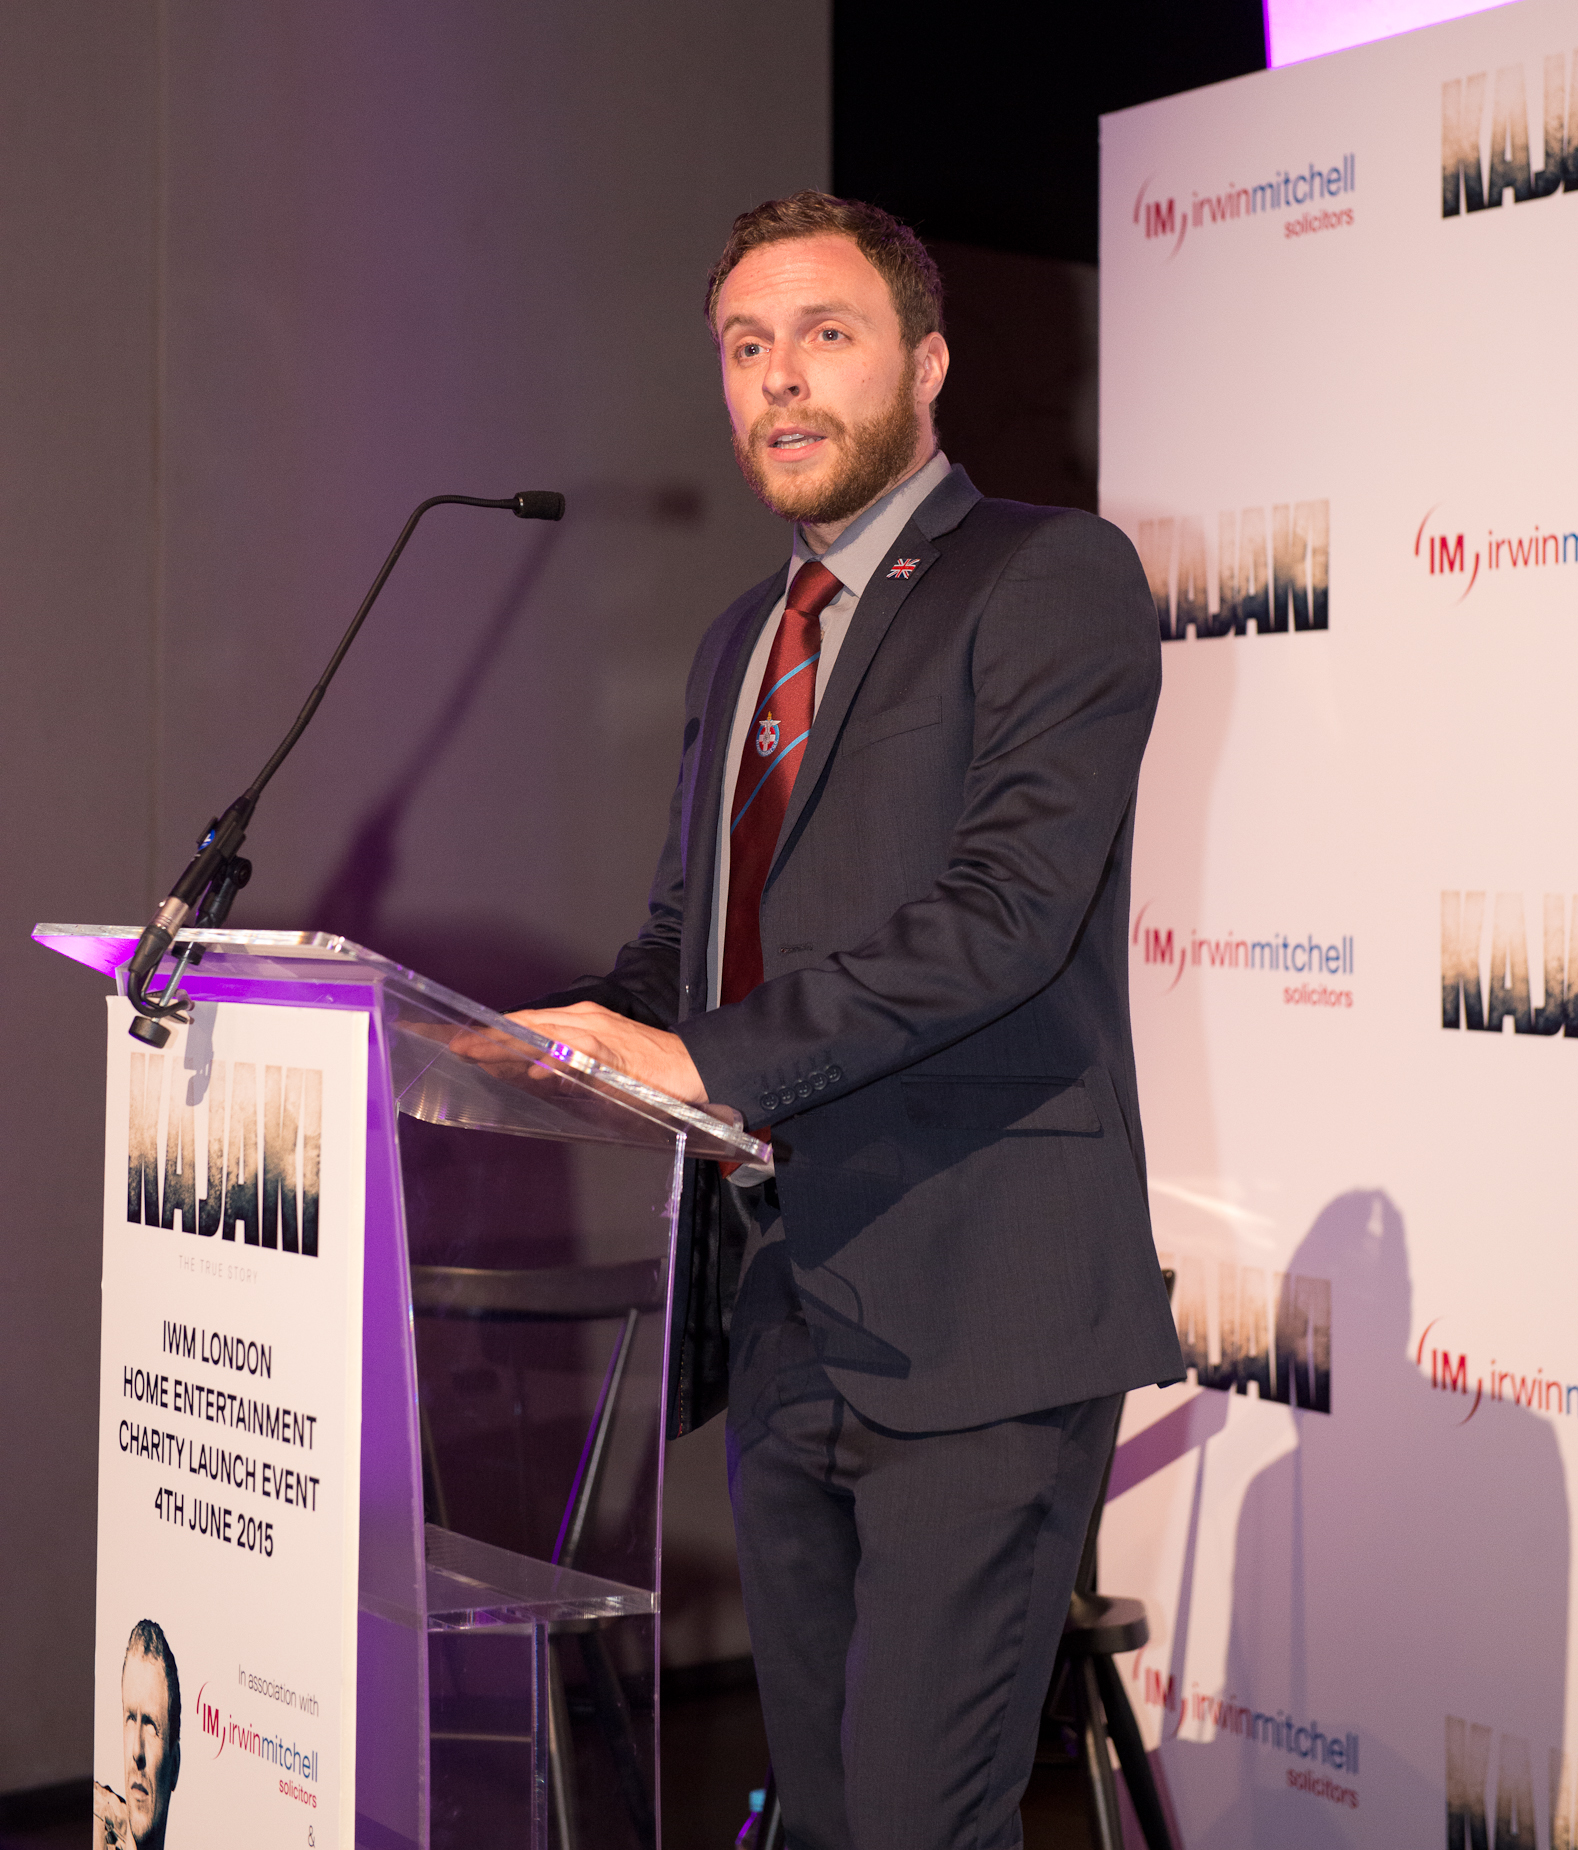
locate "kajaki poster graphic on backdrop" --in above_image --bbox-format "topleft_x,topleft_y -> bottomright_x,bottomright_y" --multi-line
94,999 -> 367,1850
1099,1 -> 1578,1845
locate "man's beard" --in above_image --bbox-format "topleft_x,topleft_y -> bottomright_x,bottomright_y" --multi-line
733,364 -> 921,526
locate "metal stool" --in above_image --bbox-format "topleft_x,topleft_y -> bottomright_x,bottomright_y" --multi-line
1049,1579 -> 1172,1850
1042,1272 -> 1177,1850
415,1261 -> 664,1850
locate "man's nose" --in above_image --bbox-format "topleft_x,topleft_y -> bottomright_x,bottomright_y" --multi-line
761,345 -> 805,403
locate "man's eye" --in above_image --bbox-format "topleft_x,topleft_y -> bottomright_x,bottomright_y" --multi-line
736,342 -> 763,360
817,328 -> 846,342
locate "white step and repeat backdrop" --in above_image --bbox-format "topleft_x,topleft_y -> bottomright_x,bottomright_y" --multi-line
1100,3 -> 1578,1844
95,1000 -> 367,1850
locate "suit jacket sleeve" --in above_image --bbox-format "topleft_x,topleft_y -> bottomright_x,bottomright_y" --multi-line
674,513 -> 1161,1118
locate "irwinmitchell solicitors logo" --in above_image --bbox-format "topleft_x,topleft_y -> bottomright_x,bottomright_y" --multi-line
1135,1667 -> 1359,1807
127,1051 -> 323,1251
1413,506 -> 1578,601
1415,1316 -> 1578,1428
1442,52 -> 1578,217
1163,1254 -> 1331,1413
1441,892 -> 1576,1036
194,1672 -> 320,1804
1133,905 -> 1355,1008
1134,153 -> 1356,257
1136,502 -> 1329,642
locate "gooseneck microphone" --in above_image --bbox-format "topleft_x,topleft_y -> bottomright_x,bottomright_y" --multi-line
125,489 -> 566,1047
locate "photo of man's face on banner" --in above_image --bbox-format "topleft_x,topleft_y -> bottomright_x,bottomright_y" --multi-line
94,1620 -> 181,1850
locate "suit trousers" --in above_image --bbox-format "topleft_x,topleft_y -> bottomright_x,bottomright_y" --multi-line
725,1226 -> 1122,1850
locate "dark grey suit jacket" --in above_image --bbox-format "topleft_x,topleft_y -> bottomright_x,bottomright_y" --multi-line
558,465 -> 1182,1434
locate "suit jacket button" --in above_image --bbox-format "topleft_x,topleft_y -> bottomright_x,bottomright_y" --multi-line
826,1065 -> 843,1083
812,1072 -> 827,1090
795,1080 -> 812,1101
759,1093 -> 776,1112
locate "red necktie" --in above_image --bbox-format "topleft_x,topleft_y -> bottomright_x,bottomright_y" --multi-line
721,558 -> 842,1006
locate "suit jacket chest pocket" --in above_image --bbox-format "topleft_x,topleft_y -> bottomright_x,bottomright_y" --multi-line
841,694 -> 943,755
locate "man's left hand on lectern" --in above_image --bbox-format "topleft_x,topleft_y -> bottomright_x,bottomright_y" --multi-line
452,1001 -> 707,1106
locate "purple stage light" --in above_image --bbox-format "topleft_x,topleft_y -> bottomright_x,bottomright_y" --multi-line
1264,0 -> 1514,67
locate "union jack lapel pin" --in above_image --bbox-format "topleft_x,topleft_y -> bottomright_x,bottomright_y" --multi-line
887,557 -> 921,580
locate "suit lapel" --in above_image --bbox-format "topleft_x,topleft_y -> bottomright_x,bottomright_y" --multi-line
772,536 -> 937,862
771,467 -> 982,866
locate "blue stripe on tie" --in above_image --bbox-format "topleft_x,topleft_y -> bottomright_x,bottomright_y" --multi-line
730,730 -> 812,832
753,652 -> 820,723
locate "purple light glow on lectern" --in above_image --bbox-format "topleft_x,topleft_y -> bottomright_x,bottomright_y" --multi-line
1264,0 -> 1513,66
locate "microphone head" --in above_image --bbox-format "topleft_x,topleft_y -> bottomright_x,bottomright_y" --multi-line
512,490 -> 566,521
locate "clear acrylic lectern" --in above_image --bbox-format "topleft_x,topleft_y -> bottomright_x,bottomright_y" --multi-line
35,924 -> 767,1850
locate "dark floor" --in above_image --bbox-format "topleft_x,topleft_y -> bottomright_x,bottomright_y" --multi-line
1,1685 -> 1098,1850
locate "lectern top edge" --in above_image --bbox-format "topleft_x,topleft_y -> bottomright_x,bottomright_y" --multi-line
33,921 -> 770,1164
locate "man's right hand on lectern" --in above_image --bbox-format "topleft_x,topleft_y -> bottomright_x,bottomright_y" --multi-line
452,1001 -> 709,1109
93,1781 -> 131,1850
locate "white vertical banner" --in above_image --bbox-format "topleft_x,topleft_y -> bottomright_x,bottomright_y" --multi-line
95,998 -> 368,1850
1100,3 -> 1578,1844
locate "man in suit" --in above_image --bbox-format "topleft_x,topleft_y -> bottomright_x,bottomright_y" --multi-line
504,192 -> 1182,1850
95,1620 -> 181,1850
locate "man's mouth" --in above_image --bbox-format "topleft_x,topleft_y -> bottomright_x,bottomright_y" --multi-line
766,428 -> 828,453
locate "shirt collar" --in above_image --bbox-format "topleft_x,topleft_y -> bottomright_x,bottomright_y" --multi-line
789,450 -> 952,600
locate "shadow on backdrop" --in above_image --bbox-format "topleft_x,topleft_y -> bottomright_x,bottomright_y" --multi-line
305,478 -> 708,1009
1197,1189 -> 1569,1845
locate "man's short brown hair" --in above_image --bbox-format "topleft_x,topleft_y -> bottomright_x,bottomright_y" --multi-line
706,191 -> 944,349
124,1618 -> 181,1755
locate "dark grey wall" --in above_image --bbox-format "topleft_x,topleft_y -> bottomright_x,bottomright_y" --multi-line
2,0 -> 825,1788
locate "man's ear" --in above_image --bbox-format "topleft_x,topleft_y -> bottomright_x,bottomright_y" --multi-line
914,332 -> 950,409
168,1739 -> 179,1794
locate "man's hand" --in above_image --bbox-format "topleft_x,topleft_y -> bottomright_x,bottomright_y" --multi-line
93,1782 -> 130,1850
498,1002 -> 707,1105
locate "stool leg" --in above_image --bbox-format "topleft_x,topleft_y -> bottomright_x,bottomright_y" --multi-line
578,1632 -> 655,1848
756,1765 -> 783,1850
1077,1658 -> 1125,1850
547,1641 -> 579,1850
1093,1654 -> 1174,1850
